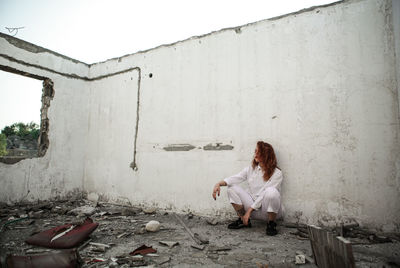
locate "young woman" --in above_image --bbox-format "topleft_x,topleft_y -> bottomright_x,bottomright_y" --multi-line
212,141 -> 283,236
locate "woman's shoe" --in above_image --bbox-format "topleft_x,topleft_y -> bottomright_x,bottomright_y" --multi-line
228,218 -> 252,229
266,220 -> 278,236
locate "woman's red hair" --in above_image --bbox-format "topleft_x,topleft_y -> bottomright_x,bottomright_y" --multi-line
252,141 -> 277,181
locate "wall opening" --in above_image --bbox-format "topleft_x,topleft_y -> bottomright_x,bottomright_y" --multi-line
0,67 -> 54,164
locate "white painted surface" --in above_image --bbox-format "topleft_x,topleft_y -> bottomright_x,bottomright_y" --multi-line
0,37 -> 90,202
0,0 -> 399,231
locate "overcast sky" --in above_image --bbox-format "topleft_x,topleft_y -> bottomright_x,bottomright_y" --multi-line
0,0 -> 337,130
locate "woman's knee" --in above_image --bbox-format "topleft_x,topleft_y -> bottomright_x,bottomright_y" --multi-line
263,187 -> 280,201
227,185 -> 242,197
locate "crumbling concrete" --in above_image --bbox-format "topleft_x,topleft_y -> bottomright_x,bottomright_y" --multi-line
0,199 -> 399,267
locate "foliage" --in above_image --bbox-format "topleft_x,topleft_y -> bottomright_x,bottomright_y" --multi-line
0,133 -> 7,157
1,122 -> 40,140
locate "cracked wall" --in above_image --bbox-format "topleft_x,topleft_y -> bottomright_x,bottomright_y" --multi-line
0,0 -> 399,231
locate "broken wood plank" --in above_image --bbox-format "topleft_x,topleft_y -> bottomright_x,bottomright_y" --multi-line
308,225 -> 355,268
173,213 -> 202,245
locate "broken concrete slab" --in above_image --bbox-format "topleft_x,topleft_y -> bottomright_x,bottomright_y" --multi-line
142,207 -> 157,214
67,205 -> 96,216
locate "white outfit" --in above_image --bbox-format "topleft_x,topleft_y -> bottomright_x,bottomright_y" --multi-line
224,166 -> 283,221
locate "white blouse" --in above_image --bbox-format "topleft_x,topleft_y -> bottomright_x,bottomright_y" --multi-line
224,166 -> 283,210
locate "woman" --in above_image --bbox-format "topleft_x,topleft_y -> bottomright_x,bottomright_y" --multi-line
212,141 -> 283,236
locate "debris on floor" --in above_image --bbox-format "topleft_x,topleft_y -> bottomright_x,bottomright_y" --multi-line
0,199 -> 399,267
25,217 -> 98,248
129,245 -> 157,256
5,249 -> 81,268
145,220 -> 160,232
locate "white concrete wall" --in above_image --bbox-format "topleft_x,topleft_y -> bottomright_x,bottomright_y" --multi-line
1,0 -> 399,231
0,34 -> 90,202
87,0 -> 400,231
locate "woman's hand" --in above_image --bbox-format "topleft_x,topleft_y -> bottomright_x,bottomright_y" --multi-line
242,208 -> 254,225
212,184 -> 220,200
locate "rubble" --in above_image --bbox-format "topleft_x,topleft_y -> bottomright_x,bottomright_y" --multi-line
295,252 -> 306,264
159,240 -> 179,248
145,220 -> 160,232
0,199 -> 399,267
67,205 -> 96,216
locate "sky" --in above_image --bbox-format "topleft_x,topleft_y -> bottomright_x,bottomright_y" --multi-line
0,0 -> 337,130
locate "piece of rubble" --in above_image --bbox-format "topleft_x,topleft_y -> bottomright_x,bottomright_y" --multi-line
6,249 -> 80,268
68,205 -> 96,216
117,232 -> 132,238
295,253 -> 306,264
206,218 -> 219,225
89,242 -> 111,248
159,241 -> 179,248
145,220 -> 160,232
191,244 -> 205,250
295,251 -> 314,264
135,227 -> 147,234
129,245 -> 157,256
194,232 -> 209,244
121,208 -> 138,216
143,207 -> 157,214
208,245 -> 231,252
28,211 -> 43,219
109,261 -> 119,268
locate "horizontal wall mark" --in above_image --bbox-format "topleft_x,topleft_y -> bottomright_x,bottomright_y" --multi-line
203,143 -> 234,151
163,144 -> 196,151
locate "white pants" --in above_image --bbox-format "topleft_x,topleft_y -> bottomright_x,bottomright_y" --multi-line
227,185 -> 283,221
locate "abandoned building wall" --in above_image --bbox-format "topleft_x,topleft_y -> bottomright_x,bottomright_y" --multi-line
86,0 -> 400,231
0,33 -> 90,203
0,0 -> 399,232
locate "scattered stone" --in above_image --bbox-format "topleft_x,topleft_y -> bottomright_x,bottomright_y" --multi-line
28,211 -> 43,219
145,220 -> 160,232
121,208 -> 137,216
295,253 -> 306,264
206,218 -> 219,225
143,207 -> 157,214
68,205 -> 96,216
159,241 -> 179,248
191,244 -> 205,250
187,212 -> 193,219
135,227 -> 147,234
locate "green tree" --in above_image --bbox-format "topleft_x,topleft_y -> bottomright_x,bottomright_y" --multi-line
1,122 -> 40,140
0,133 -> 7,157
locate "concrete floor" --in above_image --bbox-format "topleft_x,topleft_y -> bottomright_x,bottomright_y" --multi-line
1,199 -> 399,267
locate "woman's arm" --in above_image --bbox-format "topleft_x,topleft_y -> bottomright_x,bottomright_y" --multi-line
212,180 -> 227,200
